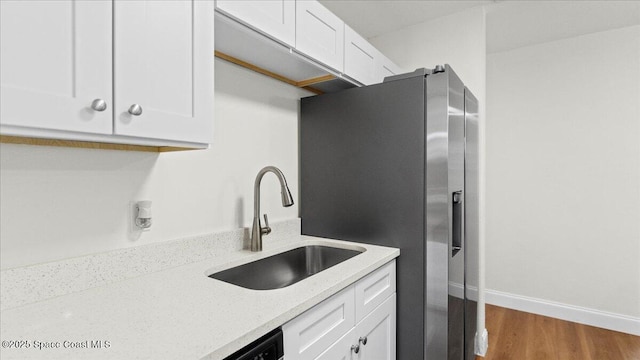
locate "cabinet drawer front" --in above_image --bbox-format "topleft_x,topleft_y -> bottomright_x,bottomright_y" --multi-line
283,286 -> 355,360
355,260 -> 396,323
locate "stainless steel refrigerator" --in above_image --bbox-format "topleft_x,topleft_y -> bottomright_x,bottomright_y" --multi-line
300,65 -> 479,360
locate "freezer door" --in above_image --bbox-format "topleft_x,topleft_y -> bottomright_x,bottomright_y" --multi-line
464,87 -> 480,360
424,65 -> 465,360
448,65 -> 466,360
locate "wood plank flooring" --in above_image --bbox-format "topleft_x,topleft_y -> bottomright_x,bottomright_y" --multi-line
479,304 -> 640,360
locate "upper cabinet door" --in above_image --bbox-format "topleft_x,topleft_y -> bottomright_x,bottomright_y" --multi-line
296,0 -> 344,72
114,0 -> 214,144
0,0 -> 113,134
378,56 -> 404,81
344,25 -> 378,86
216,0 -> 295,47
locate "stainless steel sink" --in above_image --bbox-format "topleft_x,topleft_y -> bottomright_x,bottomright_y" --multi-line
208,245 -> 364,290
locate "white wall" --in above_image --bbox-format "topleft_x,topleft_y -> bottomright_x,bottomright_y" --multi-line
486,25 -> 640,320
370,5 -> 488,347
370,7 -> 486,99
0,59 -> 308,269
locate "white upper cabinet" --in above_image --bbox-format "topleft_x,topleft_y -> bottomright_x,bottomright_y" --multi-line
113,0 -> 214,144
344,25 -> 378,85
1,0 -> 214,148
296,0 -> 344,72
0,0 -> 113,135
213,0 -> 403,89
216,0 -> 295,47
378,55 -> 405,81
344,24 -> 404,85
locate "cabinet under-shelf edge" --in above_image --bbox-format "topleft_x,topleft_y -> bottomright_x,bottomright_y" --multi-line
214,51 -> 328,95
214,10 -> 360,95
0,135 -> 201,153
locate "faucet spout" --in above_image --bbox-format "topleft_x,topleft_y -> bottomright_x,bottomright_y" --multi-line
251,166 -> 294,251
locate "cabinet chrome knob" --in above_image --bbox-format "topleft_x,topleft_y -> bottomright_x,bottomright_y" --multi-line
128,104 -> 143,116
91,99 -> 107,112
359,336 -> 368,346
351,344 -> 360,354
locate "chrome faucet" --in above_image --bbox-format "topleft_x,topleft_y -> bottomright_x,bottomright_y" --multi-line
251,166 -> 294,251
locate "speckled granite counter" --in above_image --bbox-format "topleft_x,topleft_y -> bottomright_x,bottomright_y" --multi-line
0,233 -> 399,360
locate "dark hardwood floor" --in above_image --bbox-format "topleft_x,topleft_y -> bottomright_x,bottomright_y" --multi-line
478,304 -> 640,360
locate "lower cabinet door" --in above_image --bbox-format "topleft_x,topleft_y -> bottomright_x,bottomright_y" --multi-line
283,286 -> 355,360
358,294 -> 396,360
315,293 -> 396,360
314,327 -> 358,360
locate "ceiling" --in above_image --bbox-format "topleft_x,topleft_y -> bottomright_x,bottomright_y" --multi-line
320,0 -> 492,39
319,0 -> 640,53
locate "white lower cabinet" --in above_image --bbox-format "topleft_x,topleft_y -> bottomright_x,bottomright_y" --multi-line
317,294 -> 396,360
355,260 -> 396,323
356,294 -> 396,360
284,260 -> 396,360
283,285 -> 355,359
315,327 -> 356,360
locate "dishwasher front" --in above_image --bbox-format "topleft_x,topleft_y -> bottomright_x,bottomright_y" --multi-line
223,328 -> 284,360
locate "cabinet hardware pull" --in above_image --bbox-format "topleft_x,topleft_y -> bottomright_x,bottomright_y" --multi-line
128,104 -> 143,116
91,99 -> 107,112
359,336 -> 368,345
351,344 -> 360,354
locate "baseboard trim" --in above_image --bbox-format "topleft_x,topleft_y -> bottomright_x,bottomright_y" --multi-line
448,282 -> 479,301
485,289 -> 640,336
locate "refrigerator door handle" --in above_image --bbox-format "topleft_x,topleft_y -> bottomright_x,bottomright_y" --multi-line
452,190 -> 463,257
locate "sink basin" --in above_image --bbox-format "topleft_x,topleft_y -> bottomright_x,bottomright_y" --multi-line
208,245 -> 364,290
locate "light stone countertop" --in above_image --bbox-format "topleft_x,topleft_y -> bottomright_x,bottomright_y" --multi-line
0,235 -> 399,360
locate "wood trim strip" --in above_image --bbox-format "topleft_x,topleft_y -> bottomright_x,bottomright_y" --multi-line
0,135 -> 197,153
215,51 -> 298,86
214,50 -> 327,94
296,74 -> 335,87
301,86 -> 323,95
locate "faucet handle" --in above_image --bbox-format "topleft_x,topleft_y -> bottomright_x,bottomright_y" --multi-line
261,214 -> 272,235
